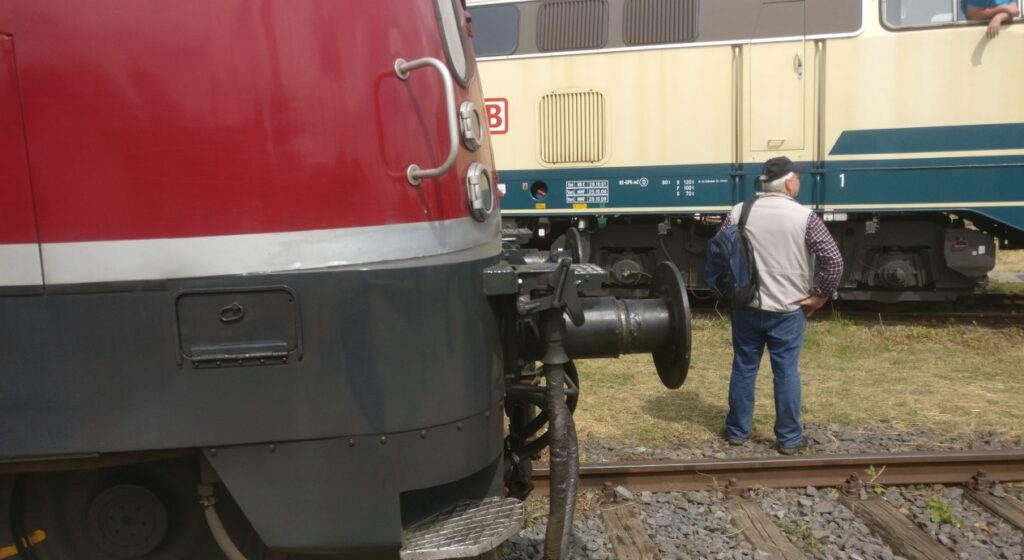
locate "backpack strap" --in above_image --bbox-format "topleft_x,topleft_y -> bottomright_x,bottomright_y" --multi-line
735,197 -> 761,308
737,197 -> 757,232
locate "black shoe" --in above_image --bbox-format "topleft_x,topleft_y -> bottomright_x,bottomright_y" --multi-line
722,429 -> 747,446
778,437 -> 809,456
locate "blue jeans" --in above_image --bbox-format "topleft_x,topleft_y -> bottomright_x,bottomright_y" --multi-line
724,307 -> 805,448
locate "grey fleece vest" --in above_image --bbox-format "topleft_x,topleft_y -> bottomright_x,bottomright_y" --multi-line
728,193 -> 813,313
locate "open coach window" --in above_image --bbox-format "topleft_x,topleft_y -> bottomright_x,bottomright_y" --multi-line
882,0 -> 1020,27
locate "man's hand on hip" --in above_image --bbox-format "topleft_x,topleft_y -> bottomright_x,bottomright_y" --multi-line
796,295 -> 828,317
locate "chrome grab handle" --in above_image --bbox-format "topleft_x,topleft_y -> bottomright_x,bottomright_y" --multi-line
394,57 -> 459,186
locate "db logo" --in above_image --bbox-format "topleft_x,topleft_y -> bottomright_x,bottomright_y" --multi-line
484,98 -> 508,135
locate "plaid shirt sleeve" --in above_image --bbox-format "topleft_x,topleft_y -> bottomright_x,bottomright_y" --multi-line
805,213 -> 843,298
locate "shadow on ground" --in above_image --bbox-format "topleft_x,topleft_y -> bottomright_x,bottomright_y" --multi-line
642,388 -> 728,434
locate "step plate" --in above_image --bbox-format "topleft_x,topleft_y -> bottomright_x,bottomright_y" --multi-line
400,497 -> 524,560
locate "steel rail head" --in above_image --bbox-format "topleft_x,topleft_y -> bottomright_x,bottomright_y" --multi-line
530,450 -> 1024,494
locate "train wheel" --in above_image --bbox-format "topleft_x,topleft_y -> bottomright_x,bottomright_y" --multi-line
506,360 -> 579,460
551,227 -> 589,265
503,360 -> 580,500
5,455 -> 266,560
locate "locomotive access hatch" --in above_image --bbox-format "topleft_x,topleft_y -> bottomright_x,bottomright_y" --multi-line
175,287 -> 302,368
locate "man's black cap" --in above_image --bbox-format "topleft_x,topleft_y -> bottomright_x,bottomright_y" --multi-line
760,156 -> 804,183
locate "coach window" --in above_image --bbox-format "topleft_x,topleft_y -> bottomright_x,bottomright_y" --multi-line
469,5 -> 520,57
882,0 -> 958,26
882,0 -> 1019,27
537,0 -> 609,52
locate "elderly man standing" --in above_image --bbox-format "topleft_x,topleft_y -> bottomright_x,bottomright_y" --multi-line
717,156 -> 843,455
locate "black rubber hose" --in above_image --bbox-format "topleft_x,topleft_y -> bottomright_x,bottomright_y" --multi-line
543,361 -> 579,560
540,308 -> 579,560
9,475 -> 39,560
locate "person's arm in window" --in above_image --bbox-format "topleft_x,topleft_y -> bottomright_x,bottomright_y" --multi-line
966,1 -> 1019,38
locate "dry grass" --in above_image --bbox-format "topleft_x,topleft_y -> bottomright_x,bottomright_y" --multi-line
990,248 -> 1024,292
572,316 -> 1024,447
989,280 -> 1024,294
995,248 -> 1024,273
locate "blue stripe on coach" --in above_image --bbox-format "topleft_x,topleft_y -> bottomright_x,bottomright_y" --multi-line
829,124 -> 1024,155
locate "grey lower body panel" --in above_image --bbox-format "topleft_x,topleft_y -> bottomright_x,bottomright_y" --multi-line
0,254 -> 507,554
0,255 -> 502,457
206,403 -> 505,553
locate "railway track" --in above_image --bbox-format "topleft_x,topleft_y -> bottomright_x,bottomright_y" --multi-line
533,450 -> 1024,493
512,451 -> 1024,559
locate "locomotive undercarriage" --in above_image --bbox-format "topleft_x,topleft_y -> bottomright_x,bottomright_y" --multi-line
1,455 -> 269,560
507,212 -> 998,303
1,417 -> 514,560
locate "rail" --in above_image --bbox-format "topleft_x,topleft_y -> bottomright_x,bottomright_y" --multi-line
532,450 -> 1024,494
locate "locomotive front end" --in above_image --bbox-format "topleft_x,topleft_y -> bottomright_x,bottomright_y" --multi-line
0,1 -> 692,559
0,1 -> 511,558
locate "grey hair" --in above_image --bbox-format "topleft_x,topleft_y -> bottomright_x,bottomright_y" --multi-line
761,172 -> 794,193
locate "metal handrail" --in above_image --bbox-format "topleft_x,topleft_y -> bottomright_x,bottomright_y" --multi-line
394,57 -> 459,186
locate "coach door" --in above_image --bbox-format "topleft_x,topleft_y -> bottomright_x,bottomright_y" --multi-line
0,35 -> 43,289
748,0 -> 807,154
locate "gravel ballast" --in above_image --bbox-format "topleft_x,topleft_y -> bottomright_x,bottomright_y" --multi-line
578,422 -> 1024,463
495,425 -> 1024,559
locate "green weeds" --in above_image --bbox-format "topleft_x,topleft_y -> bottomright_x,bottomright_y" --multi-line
926,495 -> 962,528
784,522 -> 824,554
865,466 -> 887,496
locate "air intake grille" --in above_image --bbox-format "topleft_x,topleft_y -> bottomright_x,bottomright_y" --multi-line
537,0 -> 609,52
623,0 -> 700,46
539,91 -> 606,164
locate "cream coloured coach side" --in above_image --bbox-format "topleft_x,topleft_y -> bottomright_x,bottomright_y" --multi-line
469,0 -> 1024,301
472,0 -> 1024,177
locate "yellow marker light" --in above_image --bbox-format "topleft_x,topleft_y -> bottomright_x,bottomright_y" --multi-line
0,530 -> 47,560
